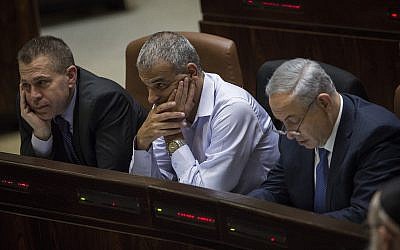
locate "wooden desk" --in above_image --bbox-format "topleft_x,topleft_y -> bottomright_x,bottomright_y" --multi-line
0,152 -> 368,250
200,0 -> 400,111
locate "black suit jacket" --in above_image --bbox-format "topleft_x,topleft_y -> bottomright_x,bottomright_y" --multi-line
248,94 -> 400,223
18,67 -> 147,172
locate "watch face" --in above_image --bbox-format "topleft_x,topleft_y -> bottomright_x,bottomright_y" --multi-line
168,140 -> 185,154
168,141 -> 179,153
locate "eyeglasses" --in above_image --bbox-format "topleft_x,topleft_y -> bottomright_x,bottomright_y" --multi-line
273,99 -> 315,136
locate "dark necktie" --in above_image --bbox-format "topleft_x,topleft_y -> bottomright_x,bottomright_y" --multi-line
55,116 -> 81,164
314,148 -> 329,213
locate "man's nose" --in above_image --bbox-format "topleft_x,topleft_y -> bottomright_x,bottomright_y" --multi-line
147,89 -> 159,105
30,86 -> 42,99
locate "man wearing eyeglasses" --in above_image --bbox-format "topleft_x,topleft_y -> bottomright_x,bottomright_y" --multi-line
129,31 -> 279,194
248,58 -> 400,223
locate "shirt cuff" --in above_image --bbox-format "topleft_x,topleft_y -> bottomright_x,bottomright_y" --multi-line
31,134 -> 53,157
130,148 -> 153,176
171,145 -> 196,178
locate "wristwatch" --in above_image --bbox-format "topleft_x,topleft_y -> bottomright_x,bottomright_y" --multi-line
167,139 -> 186,155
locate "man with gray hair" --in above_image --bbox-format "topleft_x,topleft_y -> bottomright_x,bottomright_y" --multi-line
129,31 -> 279,194
248,58 -> 400,223
368,177 -> 400,250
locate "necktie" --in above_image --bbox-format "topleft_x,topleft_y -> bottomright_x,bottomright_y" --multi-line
55,116 -> 81,164
314,148 -> 329,213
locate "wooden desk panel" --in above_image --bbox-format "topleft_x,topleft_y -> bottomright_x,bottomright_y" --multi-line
0,152 -> 368,250
200,0 -> 400,111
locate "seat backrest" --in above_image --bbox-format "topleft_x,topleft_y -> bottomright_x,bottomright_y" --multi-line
395,85 -> 400,118
256,59 -> 368,127
126,32 -> 243,110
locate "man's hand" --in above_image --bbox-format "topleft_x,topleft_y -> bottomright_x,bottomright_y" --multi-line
168,76 -> 196,118
19,84 -> 51,140
136,101 -> 186,150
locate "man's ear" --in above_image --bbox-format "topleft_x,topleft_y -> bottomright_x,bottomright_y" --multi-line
65,65 -> 77,87
187,63 -> 198,77
316,93 -> 332,111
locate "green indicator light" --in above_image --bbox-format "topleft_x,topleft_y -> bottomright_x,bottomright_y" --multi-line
156,208 -> 162,212
229,228 -> 236,232
80,197 -> 86,201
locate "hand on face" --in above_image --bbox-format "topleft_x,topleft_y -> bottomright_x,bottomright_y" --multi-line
19,84 -> 52,140
167,76 -> 196,119
136,101 -> 186,150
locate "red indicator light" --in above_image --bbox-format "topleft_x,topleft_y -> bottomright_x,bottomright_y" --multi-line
196,216 -> 215,223
269,236 -> 276,243
261,1 -> 301,10
17,182 -> 30,188
247,0 -> 254,4
176,212 -> 215,224
262,1 -> 279,7
177,212 -> 195,219
112,201 -> 116,207
391,13 -> 399,18
281,3 -> 301,9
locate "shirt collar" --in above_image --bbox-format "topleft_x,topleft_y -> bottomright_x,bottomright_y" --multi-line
320,94 -> 343,153
59,86 -> 77,126
194,73 -> 214,122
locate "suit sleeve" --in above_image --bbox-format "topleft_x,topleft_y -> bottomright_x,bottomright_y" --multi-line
324,127 -> 400,223
92,92 -> 147,172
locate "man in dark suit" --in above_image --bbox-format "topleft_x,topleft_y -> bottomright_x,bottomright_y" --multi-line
248,58 -> 400,223
17,36 -> 147,172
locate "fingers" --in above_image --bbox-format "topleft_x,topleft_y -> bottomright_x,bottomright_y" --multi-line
179,77 -> 189,107
168,89 -> 177,103
153,101 -> 178,114
186,78 -> 196,105
175,80 -> 183,106
19,85 -> 32,114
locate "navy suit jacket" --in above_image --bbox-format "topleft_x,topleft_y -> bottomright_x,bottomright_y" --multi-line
18,67 -> 147,172
248,94 -> 400,223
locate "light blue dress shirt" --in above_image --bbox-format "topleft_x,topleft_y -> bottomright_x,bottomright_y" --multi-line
130,73 -> 279,194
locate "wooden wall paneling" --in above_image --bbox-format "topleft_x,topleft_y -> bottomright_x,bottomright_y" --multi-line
200,0 -> 400,111
0,0 -> 40,130
200,22 -> 400,110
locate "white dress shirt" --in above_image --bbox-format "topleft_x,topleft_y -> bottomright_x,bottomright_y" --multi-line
130,73 -> 279,194
314,94 -> 343,186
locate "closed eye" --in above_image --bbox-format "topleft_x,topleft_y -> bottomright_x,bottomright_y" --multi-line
154,82 -> 169,89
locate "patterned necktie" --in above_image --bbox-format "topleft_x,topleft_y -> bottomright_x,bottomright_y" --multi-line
314,148 -> 329,213
55,116 -> 81,164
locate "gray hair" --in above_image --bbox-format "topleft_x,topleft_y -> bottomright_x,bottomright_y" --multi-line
17,35 -> 75,73
136,31 -> 202,74
266,58 -> 336,106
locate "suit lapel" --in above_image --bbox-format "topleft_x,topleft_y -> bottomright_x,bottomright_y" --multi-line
300,148 -> 316,210
72,70 -> 84,164
326,95 -> 355,209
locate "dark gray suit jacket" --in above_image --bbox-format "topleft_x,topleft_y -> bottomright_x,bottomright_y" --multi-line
248,94 -> 400,223
18,67 -> 147,172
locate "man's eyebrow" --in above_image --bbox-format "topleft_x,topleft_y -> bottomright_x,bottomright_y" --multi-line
32,76 -> 50,82
149,77 -> 165,84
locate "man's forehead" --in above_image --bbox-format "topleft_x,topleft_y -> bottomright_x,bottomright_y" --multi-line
269,93 -> 301,119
